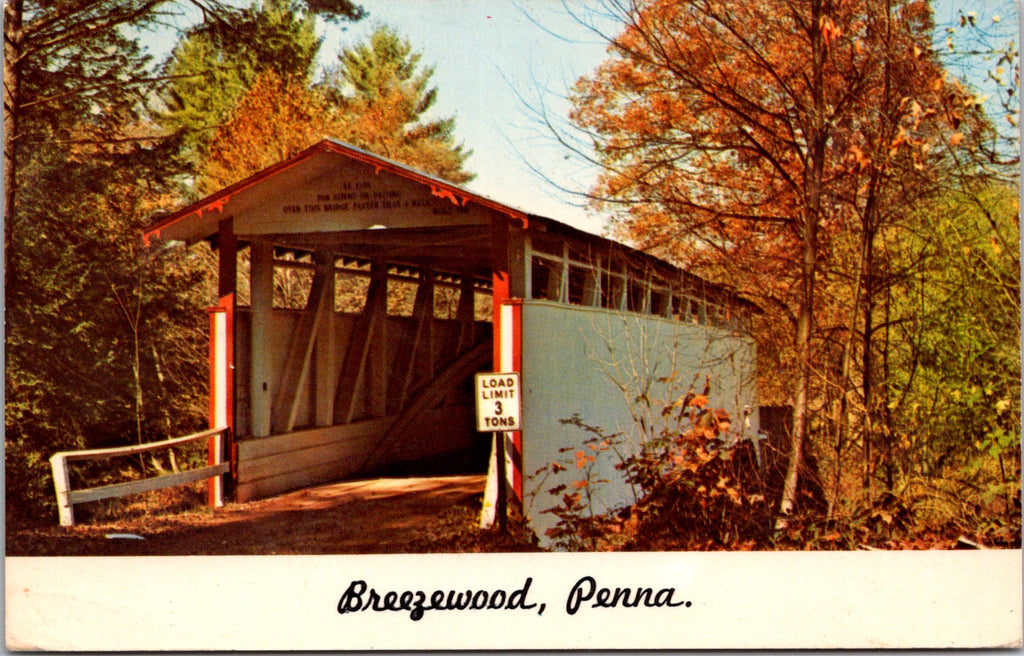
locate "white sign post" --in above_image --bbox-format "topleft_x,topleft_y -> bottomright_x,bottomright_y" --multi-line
475,372 -> 521,533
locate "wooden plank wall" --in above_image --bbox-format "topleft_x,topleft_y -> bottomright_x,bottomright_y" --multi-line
235,405 -> 477,502
235,417 -> 391,502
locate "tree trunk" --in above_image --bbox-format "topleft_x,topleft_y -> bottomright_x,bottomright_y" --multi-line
4,0 -> 24,292
881,276 -> 895,493
778,0 -> 825,520
862,233 -> 875,497
779,276 -> 814,518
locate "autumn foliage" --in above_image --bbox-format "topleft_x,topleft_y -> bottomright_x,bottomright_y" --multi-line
537,389 -> 771,551
200,25 -> 473,194
199,72 -> 331,193
569,0 -> 1013,529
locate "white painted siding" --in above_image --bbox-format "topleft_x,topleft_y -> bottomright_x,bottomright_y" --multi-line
519,300 -> 758,544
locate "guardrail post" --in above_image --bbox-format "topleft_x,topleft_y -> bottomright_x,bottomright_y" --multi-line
49,453 -> 74,527
210,428 -> 225,508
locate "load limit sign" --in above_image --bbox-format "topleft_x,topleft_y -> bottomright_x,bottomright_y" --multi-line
475,372 -> 522,432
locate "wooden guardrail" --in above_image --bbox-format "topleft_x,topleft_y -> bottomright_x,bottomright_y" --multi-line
49,427 -> 229,527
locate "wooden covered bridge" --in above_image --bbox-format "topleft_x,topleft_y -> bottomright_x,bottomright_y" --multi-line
143,139 -> 760,536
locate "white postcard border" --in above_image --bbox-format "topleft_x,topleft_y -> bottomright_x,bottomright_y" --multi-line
6,550 -> 1021,650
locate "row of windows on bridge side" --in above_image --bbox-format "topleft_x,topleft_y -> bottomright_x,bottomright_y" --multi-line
247,242 -> 751,330
527,241 -> 751,333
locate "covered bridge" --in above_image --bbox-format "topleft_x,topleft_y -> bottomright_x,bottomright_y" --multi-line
144,138 -> 760,538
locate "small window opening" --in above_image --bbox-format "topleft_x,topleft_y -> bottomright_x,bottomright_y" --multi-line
567,266 -> 589,305
601,272 -> 624,309
531,257 -> 563,301
474,289 -> 493,322
650,290 -> 669,317
434,285 -> 460,319
627,279 -> 647,313
387,279 -> 418,316
274,266 -> 313,310
336,266 -> 370,313
671,295 -> 684,321
689,299 -> 703,324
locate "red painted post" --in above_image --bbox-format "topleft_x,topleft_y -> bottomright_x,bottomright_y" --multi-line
489,217 -> 525,511
501,298 -> 524,504
207,217 -> 236,506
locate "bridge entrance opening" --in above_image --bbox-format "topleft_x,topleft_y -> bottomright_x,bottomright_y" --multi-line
146,140 -> 524,503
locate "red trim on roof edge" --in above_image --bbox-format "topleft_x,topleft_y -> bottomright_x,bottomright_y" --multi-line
143,139 -> 528,244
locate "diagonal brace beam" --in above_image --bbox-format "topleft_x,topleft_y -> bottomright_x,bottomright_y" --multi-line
271,251 -> 334,433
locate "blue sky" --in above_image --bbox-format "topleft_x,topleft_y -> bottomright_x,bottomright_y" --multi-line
139,0 -> 1018,238
139,0 -> 618,234
316,0 -> 618,234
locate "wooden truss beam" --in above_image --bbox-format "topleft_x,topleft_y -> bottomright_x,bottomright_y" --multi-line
314,256 -> 337,427
333,259 -> 389,424
454,274 -> 476,355
271,251 -> 335,434
391,268 -> 436,414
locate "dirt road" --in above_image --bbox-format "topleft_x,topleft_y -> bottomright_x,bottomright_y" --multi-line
7,474 -> 491,556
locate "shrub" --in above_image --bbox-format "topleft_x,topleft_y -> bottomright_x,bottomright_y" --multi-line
536,392 -> 773,551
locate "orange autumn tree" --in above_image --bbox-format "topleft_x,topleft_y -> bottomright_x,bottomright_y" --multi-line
570,0 -> 980,520
200,26 -> 472,193
199,72 -> 335,194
